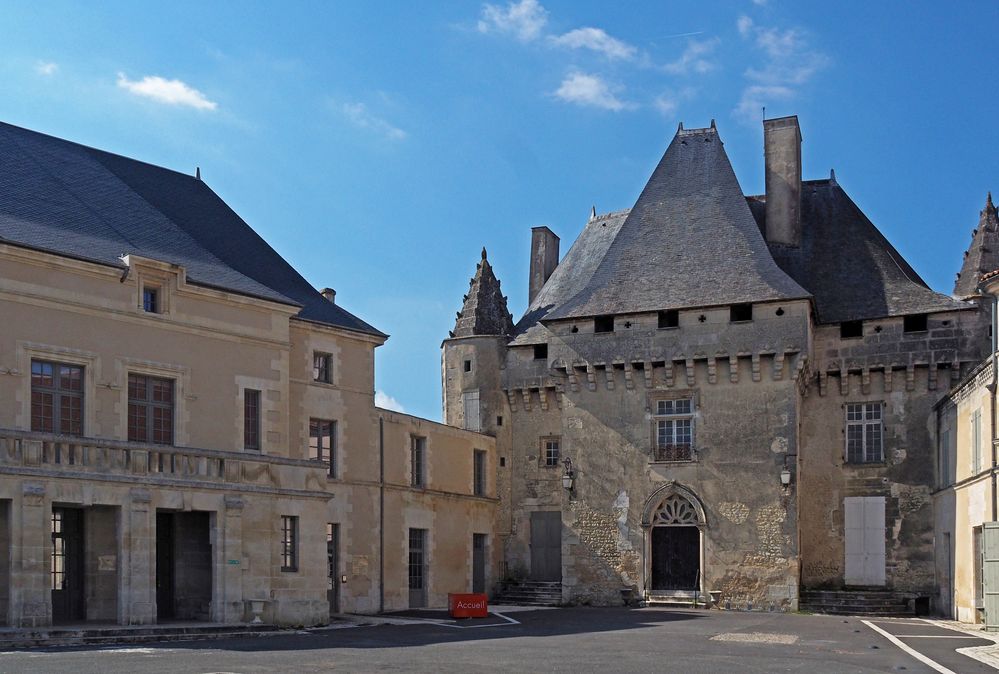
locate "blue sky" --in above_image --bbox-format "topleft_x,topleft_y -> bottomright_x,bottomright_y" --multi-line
3,1 -> 998,420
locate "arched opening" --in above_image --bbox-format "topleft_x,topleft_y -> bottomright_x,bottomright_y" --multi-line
642,483 -> 706,598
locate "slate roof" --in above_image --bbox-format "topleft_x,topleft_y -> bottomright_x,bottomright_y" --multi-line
510,209 -> 629,345
451,248 -> 514,338
541,125 -> 810,322
0,121 -> 383,337
755,179 -> 969,324
953,193 -> 999,299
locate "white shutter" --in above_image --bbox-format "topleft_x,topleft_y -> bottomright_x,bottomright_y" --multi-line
462,390 -> 480,432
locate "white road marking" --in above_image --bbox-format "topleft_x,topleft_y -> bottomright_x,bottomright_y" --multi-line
709,632 -> 798,645
862,619 -> 956,674
894,635 -> 983,639
433,611 -> 520,629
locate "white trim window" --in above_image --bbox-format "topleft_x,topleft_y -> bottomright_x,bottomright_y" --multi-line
846,402 -> 883,463
653,398 -> 693,462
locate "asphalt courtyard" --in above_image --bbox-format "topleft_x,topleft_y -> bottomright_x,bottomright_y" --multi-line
0,607 -> 995,674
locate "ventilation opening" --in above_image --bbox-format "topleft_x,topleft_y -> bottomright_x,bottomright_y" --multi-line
903,314 -> 928,333
496,416 -> 503,427
463,360 -> 472,373
658,309 -> 679,329
594,315 -> 615,333
730,304 -> 753,322
840,320 -> 863,339
533,344 -> 548,360
499,457 -> 506,467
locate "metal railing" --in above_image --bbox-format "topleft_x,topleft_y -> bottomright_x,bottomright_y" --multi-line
651,443 -> 694,462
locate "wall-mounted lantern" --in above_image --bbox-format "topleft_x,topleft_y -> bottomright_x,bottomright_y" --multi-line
780,467 -> 792,487
341,574 -> 348,584
562,456 -> 575,491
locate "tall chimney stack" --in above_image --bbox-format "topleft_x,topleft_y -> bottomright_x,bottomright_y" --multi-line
763,115 -> 802,247
529,226 -> 560,305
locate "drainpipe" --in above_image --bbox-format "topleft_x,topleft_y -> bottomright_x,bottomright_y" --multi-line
379,415 -> 385,613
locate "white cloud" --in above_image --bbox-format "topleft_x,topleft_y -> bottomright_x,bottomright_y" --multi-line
734,17 -> 827,122
116,73 -> 217,110
35,61 -> 58,76
662,38 -> 720,75
550,27 -> 637,60
752,0 -> 768,5
340,102 -> 407,141
553,71 -> 630,111
375,390 -> 406,413
478,0 -> 548,42
654,95 -> 678,116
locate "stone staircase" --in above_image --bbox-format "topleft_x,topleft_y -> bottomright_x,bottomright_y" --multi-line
0,622 -> 280,649
493,581 -> 562,606
645,591 -> 708,609
798,590 -> 915,617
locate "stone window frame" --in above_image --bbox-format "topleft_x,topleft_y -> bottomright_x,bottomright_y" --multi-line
135,268 -> 172,316
844,401 -> 884,464
473,449 -> 487,496
410,434 -> 427,488
117,357 -> 190,447
313,351 -> 333,385
280,515 -> 299,572
310,418 -> 338,478
540,436 -> 561,468
17,341 -> 100,437
243,388 -> 261,451
648,390 -> 698,463
127,373 -> 175,445
30,359 -> 85,437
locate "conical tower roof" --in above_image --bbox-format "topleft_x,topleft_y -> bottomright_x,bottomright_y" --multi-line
954,192 -> 999,299
450,248 -> 514,338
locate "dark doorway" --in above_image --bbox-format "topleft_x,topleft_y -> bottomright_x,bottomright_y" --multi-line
157,511 -> 212,621
530,511 -> 562,582
408,528 -> 427,608
51,507 -> 85,623
0,500 -> 10,626
156,512 -> 175,620
650,526 -> 700,592
327,523 -> 340,615
472,533 -> 486,593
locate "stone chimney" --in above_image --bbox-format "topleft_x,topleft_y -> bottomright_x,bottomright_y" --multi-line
763,115 -> 802,247
321,287 -> 336,304
529,226 -> 560,305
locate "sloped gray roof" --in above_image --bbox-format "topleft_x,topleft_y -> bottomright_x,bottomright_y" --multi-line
510,209 -> 628,345
542,126 -> 810,321
757,179 -> 969,323
0,121 -> 384,337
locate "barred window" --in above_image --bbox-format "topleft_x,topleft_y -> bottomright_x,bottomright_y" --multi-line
845,402 -> 883,463
31,360 -> 84,436
411,436 -> 426,487
652,398 -> 693,462
128,374 -> 173,445
280,516 -> 298,572
244,389 -> 261,450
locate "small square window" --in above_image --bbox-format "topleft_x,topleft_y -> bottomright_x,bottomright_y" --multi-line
496,416 -> 503,426
658,310 -> 679,329
463,360 -> 472,373
840,320 -> 863,339
142,287 -> 159,313
313,352 -> 333,383
534,344 -> 548,360
594,315 -> 615,333
903,314 -> 928,333
730,304 -> 753,322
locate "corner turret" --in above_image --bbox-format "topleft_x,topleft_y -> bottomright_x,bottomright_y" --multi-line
450,248 -> 514,338
954,192 -> 999,299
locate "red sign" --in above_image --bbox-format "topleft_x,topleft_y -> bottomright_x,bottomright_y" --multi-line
449,593 -> 488,618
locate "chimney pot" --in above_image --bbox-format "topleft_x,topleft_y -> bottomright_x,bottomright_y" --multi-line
321,287 -> 336,304
529,226 -> 560,306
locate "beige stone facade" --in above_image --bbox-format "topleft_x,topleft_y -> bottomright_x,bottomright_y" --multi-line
0,213 -> 496,627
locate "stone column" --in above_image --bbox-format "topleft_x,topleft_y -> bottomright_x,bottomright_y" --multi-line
12,481 -> 49,627
216,495 -> 244,623
125,488 -> 154,624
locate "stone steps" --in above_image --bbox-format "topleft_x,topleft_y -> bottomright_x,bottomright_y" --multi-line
799,590 -> 914,617
494,581 -> 562,607
0,623 -> 280,649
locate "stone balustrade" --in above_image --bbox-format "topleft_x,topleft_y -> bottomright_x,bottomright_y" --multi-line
0,428 -> 329,494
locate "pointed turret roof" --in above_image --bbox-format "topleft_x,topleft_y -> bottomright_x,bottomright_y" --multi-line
450,248 -> 514,338
954,192 -> 999,299
543,124 -> 809,321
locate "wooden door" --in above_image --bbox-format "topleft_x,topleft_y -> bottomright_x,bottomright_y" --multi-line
530,511 -> 562,582
472,534 -> 486,593
844,496 -> 886,586
650,526 -> 700,591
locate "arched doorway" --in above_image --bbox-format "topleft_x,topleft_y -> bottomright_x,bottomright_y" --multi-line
642,483 -> 706,597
